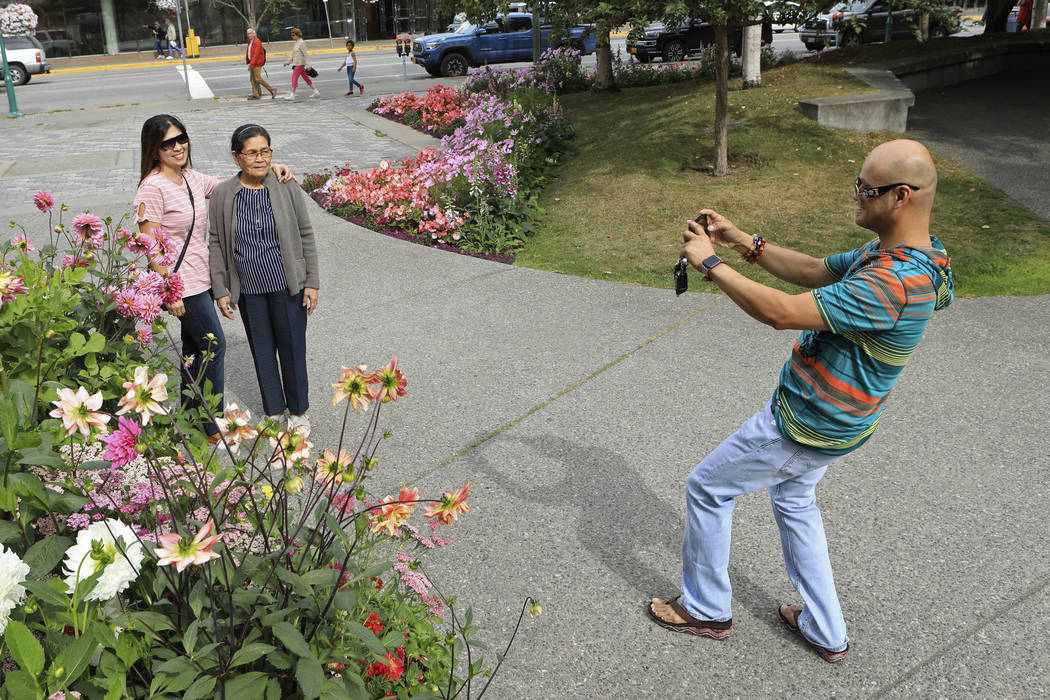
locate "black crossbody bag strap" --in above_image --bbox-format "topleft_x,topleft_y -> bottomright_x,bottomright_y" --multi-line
171,177 -> 196,275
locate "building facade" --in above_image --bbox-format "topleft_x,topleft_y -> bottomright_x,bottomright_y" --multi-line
28,0 -> 444,56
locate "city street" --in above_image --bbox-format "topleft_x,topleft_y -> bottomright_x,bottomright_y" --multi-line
4,32 -> 811,114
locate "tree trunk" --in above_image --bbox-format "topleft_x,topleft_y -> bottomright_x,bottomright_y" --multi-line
1033,0 -> 1049,29
919,11 -> 930,40
741,19 -> 761,89
591,28 -> 617,92
713,24 -> 730,177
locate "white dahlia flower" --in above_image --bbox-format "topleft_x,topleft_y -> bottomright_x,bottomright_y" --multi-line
62,519 -> 144,602
0,544 -> 31,633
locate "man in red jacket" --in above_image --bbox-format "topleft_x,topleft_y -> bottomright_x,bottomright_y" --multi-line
246,28 -> 276,100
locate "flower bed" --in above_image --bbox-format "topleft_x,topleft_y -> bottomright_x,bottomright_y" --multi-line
1,197 -> 537,698
306,46 -> 799,261
308,80 -> 571,257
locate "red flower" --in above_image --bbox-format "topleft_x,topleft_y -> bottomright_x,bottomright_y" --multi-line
370,576 -> 384,590
365,647 -> 405,682
365,613 -> 384,635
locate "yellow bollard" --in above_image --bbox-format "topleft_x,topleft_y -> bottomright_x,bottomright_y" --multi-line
185,29 -> 200,58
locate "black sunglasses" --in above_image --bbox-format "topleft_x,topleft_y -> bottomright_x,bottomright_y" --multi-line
855,177 -> 920,200
159,133 -> 190,151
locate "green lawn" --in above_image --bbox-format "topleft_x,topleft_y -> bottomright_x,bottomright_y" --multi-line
516,54 -> 1050,297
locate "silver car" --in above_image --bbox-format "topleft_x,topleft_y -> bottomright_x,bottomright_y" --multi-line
2,34 -> 51,86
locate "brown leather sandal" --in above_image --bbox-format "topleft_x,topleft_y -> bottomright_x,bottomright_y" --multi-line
778,604 -> 849,663
646,596 -> 732,640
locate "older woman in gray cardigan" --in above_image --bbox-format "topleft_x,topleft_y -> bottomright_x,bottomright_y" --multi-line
208,123 -> 319,433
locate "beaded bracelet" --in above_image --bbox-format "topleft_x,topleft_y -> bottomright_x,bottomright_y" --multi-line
744,235 -> 766,264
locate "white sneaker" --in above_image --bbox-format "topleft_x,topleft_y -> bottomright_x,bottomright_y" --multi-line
166,56 -> 174,60
283,92 -> 296,100
310,89 -> 320,97
287,413 -> 310,435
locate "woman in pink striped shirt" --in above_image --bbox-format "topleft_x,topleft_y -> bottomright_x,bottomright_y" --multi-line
134,114 -> 293,442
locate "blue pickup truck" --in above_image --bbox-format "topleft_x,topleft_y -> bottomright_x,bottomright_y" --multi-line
411,13 -> 596,77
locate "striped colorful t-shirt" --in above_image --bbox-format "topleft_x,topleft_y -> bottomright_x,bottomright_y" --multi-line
773,236 -> 954,455
133,168 -> 220,297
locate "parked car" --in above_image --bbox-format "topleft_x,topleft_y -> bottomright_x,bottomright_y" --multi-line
799,0 -> 962,51
412,13 -> 596,77
1,34 -> 50,86
35,29 -> 78,56
626,17 -> 773,63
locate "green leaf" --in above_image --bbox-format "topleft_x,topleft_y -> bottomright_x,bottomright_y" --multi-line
189,579 -> 207,617
124,610 -> 176,638
223,671 -> 269,698
5,619 -> 45,678
2,669 -> 40,698
103,673 -> 126,700
320,678 -> 356,699
342,621 -> 386,657
15,439 -> 66,468
0,518 -> 20,544
0,396 -> 18,446
8,472 -> 51,509
295,656 -> 324,700
183,620 -> 200,655
271,621 -> 312,658
338,670 -> 369,700
83,332 -> 106,354
49,491 -> 91,514
275,567 -> 312,596
266,650 -> 293,670
50,631 -> 95,689
183,674 -> 217,700
229,642 -> 275,668
333,589 -> 356,612
23,579 -> 70,609
300,569 -> 339,587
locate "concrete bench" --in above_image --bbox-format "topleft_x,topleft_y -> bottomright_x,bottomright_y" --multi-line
797,35 -> 1050,133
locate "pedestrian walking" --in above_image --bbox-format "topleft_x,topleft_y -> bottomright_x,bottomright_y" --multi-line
134,115 -> 295,441
147,21 -> 165,59
209,123 -> 319,434
245,28 -> 276,100
337,39 -> 364,96
164,18 -> 183,60
648,139 -> 954,663
283,28 -> 319,99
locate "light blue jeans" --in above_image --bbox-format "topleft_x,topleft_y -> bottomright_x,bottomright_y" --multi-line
681,400 -> 849,652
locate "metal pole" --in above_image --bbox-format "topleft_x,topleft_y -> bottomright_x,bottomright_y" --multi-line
0,35 -> 23,118
174,12 -> 191,99
885,0 -> 893,42
323,0 -> 334,48
182,0 -> 192,54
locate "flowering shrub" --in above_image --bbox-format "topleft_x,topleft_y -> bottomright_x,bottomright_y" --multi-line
369,84 -> 468,137
318,83 -> 571,253
0,199 -> 538,699
530,46 -> 589,94
0,3 -> 37,35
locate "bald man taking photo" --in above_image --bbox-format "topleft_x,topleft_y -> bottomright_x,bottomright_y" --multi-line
648,140 -> 954,663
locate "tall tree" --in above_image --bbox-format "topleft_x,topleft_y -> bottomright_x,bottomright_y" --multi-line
208,0 -> 300,33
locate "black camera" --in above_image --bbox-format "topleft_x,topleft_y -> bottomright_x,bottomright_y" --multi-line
672,214 -> 709,295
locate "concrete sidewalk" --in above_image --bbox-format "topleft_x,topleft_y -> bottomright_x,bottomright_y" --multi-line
1,93 -> 1047,697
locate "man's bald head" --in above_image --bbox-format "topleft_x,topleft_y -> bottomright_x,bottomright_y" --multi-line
862,139 -> 937,208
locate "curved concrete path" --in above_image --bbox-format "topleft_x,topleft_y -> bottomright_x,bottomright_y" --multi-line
1,86 -> 1047,697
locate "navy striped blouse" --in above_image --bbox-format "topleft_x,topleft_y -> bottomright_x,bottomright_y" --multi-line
233,187 -> 287,295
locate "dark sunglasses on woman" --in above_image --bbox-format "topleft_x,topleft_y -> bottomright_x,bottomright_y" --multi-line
160,133 -> 190,151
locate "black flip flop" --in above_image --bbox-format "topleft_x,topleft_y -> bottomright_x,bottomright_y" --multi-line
778,605 -> 849,663
646,596 -> 732,640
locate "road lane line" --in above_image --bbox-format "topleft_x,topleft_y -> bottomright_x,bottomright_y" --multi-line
176,64 -> 215,99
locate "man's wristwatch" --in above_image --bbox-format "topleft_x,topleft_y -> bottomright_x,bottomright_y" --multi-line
700,254 -> 724,280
